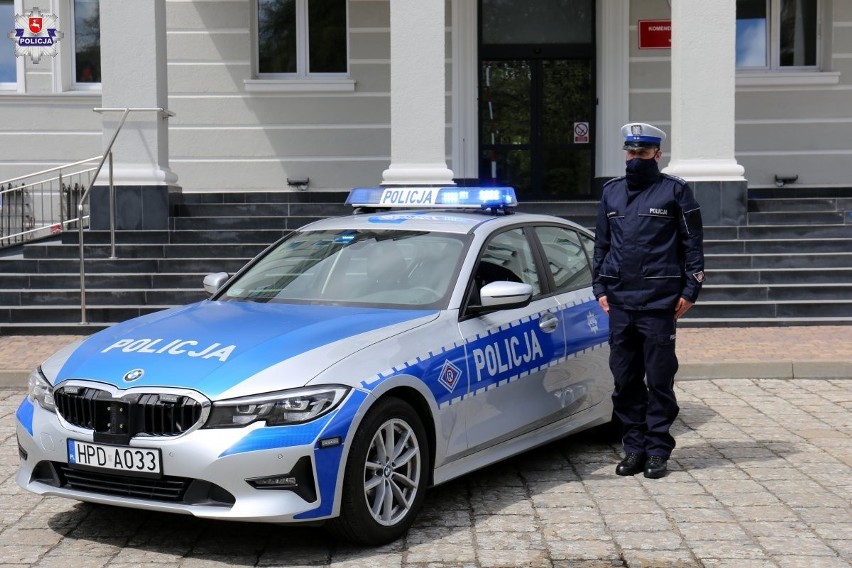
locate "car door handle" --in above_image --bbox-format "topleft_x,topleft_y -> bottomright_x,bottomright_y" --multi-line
539,312 -> 559,333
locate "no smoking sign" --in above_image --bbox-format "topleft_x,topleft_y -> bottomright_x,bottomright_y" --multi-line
574,122 -> 589,144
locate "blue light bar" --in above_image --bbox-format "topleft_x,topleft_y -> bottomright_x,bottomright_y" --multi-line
346,186 -> 517,210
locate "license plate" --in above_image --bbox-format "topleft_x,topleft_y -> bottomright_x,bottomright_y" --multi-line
67,439 -> 162,476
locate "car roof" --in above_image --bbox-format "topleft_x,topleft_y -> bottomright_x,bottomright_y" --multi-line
299,209 -> 590,236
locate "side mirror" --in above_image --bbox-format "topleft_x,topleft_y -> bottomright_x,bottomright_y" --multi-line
203,272 -> 230,296
472,281 -> 533,313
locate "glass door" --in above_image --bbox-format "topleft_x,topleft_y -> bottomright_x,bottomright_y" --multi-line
479,0 -> 595,199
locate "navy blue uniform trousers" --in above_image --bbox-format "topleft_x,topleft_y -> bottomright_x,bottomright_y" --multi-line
608,305 -> 679,458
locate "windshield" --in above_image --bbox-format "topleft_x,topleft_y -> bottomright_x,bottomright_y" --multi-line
221,229 -> 470,309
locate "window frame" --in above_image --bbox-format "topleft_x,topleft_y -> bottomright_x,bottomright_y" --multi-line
0,0 -> 25,92
69,0 -> 101,90
736,0 -> 821,72
531,225 -> 594,295
52,0 -> 101,93
251,0 -> 350,81
461,225 -> 551,319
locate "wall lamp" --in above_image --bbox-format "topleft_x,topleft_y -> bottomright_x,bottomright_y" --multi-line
774,174 -> 798,188
287,177 -> 310,191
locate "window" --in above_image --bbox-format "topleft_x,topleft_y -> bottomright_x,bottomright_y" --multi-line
256,0 -> 347,77
736,0 -> 818,70
72,0 -> 100,84
474,229 -> 542,298
534,226 -> 592,294
0,0 -> 16,87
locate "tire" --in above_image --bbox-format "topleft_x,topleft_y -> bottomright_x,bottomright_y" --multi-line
327,397 -> 430,545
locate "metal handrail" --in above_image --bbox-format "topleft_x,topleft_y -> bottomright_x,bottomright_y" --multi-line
78,107 -> 173,325
0,157 -> 101,249
0,156 -> 104,187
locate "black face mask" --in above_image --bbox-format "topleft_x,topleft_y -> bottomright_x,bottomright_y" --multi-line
625,157 -> 660,189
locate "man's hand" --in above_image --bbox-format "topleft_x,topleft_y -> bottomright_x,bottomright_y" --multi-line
675,297 -> 694,320
598,295 -> 609,314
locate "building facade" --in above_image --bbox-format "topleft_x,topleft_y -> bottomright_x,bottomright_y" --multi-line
1,1 -> 849,217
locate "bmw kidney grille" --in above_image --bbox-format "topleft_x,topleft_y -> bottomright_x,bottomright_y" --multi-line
54,386 -> 205,438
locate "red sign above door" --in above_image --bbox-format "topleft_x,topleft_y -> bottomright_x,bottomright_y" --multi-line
638,20 -> 671,50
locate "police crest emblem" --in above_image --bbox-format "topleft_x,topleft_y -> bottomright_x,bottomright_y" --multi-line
8,7 -> 64,64
587,311 -> 599,334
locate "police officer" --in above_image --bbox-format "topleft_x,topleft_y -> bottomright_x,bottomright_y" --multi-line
593,123 -> 705,479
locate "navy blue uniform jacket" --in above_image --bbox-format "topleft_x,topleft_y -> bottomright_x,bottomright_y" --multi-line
593,173 -> 705,310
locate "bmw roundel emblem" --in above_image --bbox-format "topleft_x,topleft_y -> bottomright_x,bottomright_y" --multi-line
123,369 -> 144,382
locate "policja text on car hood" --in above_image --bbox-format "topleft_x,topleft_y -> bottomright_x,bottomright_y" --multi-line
49,301 -> 439,399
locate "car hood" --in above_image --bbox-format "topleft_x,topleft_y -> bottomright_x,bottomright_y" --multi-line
53,301 -> 438,399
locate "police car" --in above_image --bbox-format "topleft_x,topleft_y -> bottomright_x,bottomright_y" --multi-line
16,187 -> 612,544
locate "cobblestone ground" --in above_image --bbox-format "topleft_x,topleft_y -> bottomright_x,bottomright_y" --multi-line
1,379 -> 850,568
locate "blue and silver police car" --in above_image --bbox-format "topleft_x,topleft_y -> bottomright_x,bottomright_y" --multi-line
16,187 -> 612,544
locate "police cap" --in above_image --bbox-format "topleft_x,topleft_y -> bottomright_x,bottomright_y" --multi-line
622,122 -> 666,150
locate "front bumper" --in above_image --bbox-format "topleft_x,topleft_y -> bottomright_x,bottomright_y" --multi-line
15,395 -> 360,523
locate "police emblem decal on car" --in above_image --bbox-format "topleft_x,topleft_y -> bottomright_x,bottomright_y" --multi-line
587,311 -> 599,334
123,368 -> 144,382
437,359 -> 462,393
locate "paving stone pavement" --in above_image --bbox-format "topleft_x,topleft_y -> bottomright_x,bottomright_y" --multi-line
3,326 -> 852,386
1,378 -> 850,567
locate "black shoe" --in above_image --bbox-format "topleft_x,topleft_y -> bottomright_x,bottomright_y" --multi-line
644,455 -> 668,479
615,453 -> 646,476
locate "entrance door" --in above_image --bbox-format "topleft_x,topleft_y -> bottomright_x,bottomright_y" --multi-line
479,0 -> 595,199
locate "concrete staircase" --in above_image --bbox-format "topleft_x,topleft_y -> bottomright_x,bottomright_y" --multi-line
0,189 -> 849,334
0,191 -> 349,334
682,187 -> 852,327
519,191 -> 852,327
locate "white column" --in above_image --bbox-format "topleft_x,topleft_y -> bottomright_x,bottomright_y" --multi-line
451,0 -> 478,182
663,0 -> 744,181
596,0 -> 630,179
382,0 -> 454,186
99,0 -> 177,187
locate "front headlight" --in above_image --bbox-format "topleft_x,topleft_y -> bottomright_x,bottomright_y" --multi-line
205,385 -> 350,428
27,367 -> 55,413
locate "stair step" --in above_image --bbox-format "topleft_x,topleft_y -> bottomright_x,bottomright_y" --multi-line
686,299 -> 852,319
747,211 -> 848,225
729,224 -> 852,239
171,216 -> 321,231
748,187 -> 852,199
22,242 -> 265,260
1,304 -> 171,324
0,289 -> 206,306
0,322 -> 109,335
60,229 -> 285,246
168,230 -> 286,245
704,238 -> 852,255
699,283 -> 852,302
172,190 -> 349,205
747,197 -> 852,213
174,202 -> 350,217
516,202 -> 599,216
706,267 -> 852,285
61,231 -> 170,245
0,257 -> 249,274
705,252 -> 852,269
678,316 -> 852,328
0,273 -> 210,289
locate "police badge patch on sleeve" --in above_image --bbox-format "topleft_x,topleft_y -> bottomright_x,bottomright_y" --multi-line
693,271 -> 706,283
